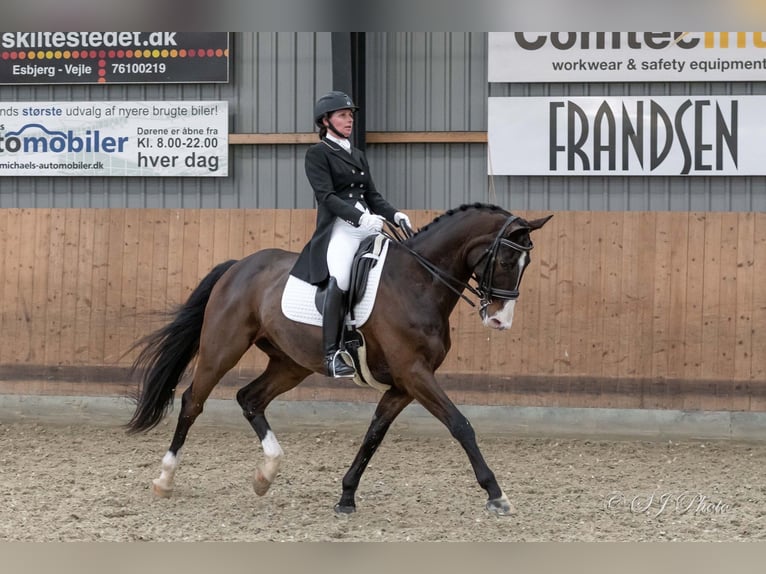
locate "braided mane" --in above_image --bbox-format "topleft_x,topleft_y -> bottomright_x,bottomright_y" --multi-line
414,203 -> 511,237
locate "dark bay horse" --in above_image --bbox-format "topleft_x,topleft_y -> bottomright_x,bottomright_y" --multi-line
126,203 -> 552,515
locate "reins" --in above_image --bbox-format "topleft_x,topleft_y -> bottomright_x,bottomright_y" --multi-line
381,214 -> 533,309
383,221 -> 481,307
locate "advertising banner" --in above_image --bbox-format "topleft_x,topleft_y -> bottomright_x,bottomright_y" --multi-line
0,32 -> 229,84
487,96 -> 761,176
489,32 -> 766,83
0,101 -> 229,177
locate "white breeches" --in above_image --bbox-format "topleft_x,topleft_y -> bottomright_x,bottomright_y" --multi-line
327,216 -> 377,291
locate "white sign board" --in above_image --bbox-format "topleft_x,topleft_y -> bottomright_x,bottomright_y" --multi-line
489,32 -> 766,83
488,96 -> 765,176
0,101 -> 228,176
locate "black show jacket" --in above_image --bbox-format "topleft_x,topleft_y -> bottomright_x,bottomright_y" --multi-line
290,138 -> 398,285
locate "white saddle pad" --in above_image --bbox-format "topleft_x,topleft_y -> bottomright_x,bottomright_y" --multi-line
281,239 -> 390,327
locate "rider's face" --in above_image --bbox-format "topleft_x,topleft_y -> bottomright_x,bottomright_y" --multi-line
325,108 -> 354,138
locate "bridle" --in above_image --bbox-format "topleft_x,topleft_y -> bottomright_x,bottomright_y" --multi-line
473,215 -> 534,312
384,214 -> 534,309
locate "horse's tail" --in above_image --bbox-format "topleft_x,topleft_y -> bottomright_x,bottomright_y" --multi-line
125,259 -> 239,434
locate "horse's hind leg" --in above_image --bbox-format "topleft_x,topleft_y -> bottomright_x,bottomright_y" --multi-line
335,388 -> 413,513
153,333 -> 253,498
236,350 -> 311,496
152,385 -> 202,497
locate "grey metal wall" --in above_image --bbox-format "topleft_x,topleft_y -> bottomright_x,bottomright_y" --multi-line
0,32 -> 763,212
365,32 -> 491,210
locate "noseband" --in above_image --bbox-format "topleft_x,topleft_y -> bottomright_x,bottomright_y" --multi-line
473,215 -> 534,311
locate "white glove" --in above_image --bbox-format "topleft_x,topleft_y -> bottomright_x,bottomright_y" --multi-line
358,212 -> 385,233
394,211 -> 412,230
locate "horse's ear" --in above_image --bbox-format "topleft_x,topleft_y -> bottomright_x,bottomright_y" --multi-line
527,214 -> 554,231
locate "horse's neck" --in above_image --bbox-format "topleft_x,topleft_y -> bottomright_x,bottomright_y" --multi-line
413,222 -> 480,282
396,221 -> 482,318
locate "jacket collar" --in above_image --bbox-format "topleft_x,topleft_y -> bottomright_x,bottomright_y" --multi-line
321,138 -> 364,168
325,133 -> 351,152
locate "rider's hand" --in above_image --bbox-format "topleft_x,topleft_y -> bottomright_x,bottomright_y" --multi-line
394,211 -> 412,230
358,212 -> 385,233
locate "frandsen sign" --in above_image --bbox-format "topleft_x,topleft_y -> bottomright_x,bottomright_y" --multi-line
486,96 -> 766,176
489,32 -> 766,83
0,101 -> 228,177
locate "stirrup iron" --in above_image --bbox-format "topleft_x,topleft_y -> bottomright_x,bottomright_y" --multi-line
327,349 -> 355,378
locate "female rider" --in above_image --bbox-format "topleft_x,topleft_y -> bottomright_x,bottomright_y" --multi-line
290,91 -> 411,377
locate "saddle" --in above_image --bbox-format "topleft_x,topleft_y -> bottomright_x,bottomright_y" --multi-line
281,235 -> 391,392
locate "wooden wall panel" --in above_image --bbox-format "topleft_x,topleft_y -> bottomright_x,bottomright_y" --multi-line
45,210 -> 66,366
1,211 -> 18,365
166,209 -> 186,320
701,215 -> 723,381
0,208 -> 764,412
31,210 -> 52,366
63,210 -> 83,367
651,211 -> 673,380
73,209 -> 95,366
684,214 -> 706,383
667,212 -> 689,381
601,212 -> 624,379
751,216 -> 766,410
149,210 -> 170,322
118,209 -> 140,367
731,212 -> 754,410
554,211 -> 575,377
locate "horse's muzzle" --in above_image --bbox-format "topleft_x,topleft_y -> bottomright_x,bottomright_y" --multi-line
480,299 -> 517,331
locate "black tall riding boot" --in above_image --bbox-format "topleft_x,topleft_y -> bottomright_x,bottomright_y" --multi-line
322,277 -> 356,378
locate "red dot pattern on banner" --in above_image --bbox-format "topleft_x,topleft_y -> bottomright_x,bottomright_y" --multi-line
0,48 -> 229,60
0,47 -> 229,83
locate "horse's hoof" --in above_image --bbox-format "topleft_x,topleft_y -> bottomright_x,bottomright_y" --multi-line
486,493 -> 515,516
253,468 -> 271,496
334,503 -> 356,514
151,479 -> 173,498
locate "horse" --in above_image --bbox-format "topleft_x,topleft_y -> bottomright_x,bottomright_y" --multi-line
126,203 -> 553,515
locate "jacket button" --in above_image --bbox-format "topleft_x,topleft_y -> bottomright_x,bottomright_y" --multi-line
350,183 -> 355,187
361,171 -> 365,175
348,193 -> 352,198
351,169 -> 356,174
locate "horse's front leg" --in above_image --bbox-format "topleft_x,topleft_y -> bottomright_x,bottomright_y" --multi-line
335,388 -> 413,513
406,363 -> 514,515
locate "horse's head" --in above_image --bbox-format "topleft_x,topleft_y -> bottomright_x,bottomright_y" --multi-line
474,213 -> 553,330
401,204 -> 552,330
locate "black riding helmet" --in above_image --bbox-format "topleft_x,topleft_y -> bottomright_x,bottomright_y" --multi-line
313,91 -> 359,127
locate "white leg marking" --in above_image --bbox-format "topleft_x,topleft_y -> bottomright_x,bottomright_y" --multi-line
261,430 -> 283,459
254,430 -> 283,496
153,450 -> 181,495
